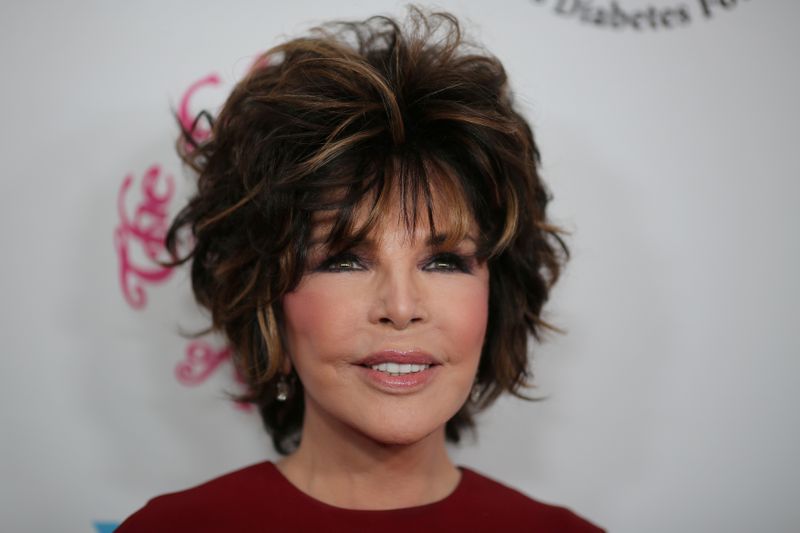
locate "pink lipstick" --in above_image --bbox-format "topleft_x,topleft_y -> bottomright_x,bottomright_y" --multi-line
354,350 -> 441,392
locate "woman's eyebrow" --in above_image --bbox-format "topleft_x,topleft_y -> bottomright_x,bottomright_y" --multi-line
426,232 -> 478,246
338,233 -> 477,247
307,232 -> 478,249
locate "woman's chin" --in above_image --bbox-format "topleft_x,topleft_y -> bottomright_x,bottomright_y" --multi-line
353,416 -> 449,448
304,387 -> 466,450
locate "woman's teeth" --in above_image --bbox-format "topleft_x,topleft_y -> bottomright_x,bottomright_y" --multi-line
370,362 -> 430,375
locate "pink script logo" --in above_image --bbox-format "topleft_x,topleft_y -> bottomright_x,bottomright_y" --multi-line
175,341 -> 232,384
114,164 -> 175,309
177,73 -> 220,151
115,72 -> 249,409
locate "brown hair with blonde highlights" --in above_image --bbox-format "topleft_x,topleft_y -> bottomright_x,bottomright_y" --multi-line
166,6 -> 569,454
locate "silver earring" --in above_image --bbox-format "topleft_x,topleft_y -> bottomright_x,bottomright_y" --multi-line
470,380 -> 482,403
276,374 -> 290,402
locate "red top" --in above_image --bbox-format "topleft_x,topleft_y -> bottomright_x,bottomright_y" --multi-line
117,461 -> 604,532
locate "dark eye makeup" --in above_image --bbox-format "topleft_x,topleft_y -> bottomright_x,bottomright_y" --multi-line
316,252 -> 364,272
313,250 -> 474,274
421,252 -> 472,273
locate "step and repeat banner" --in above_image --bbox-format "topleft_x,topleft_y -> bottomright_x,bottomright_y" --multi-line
1,1 -> 798,532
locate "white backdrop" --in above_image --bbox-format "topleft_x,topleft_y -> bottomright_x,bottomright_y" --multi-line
1,1 -> 798,532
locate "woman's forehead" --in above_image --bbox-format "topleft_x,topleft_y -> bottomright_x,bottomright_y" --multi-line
307,163 -> 479,248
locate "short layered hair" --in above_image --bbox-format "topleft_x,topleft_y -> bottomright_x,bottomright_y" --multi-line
166,6 -> 569,454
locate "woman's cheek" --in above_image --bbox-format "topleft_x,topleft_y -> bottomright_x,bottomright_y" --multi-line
436,275 -> 490,359
282,278 -> 361,354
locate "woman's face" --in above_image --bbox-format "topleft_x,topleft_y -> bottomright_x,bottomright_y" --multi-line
281,199 -> 490,446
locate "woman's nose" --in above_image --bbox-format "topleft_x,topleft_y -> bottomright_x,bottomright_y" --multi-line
368,267 -> 427,329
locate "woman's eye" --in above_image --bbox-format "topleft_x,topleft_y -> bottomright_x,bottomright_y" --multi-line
424,253 -> 471,273
318,252 -> 364,272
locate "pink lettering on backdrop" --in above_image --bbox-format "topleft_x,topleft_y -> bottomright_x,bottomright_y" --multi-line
177,73 -> 221,152
175,340 -> 232,385
176,340 -> 252,411
116,72 -> 253,409
248,53 -> 270,73
114,165 -> 175,309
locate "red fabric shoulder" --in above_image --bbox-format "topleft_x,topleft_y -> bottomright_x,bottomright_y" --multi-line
115,461 -> 275,532
116,461 -> 605,532
439,467 -> 605,533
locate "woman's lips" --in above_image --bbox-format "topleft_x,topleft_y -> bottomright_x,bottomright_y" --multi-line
355,349 -> 439,367
354,350 -> 441,393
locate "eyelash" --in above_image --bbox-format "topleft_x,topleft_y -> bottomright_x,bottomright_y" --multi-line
316,251 -> 473,274
425,253 -> 472,273
317,253 -> 362,272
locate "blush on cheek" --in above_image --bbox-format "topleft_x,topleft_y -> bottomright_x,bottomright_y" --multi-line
463,287 -> 489,330
282,289 -> 321,333
443,281 -> 490,360
283,288 -> 330,340
282,281 -> 358,358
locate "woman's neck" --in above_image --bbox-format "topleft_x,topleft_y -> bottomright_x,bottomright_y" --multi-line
275,401 -> 461,510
